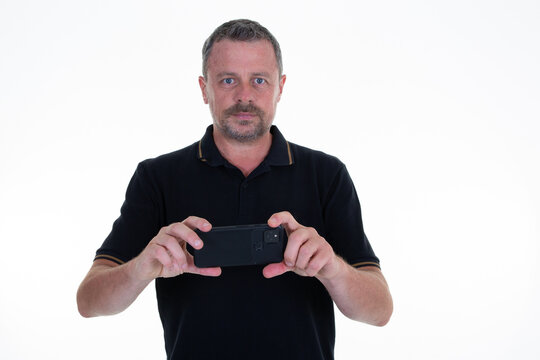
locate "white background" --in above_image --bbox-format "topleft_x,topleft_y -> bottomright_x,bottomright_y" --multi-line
1,1 -> 539,359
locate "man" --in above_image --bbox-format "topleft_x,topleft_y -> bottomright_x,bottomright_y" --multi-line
77,19 -> 392,360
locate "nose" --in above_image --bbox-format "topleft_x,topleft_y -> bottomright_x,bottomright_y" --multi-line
235,82 -> 254,103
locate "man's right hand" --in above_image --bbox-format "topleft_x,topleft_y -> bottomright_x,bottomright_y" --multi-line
77,216 -> 221,318
129,216 -> 222,281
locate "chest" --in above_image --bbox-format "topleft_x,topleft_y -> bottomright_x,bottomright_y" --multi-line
160,163 -> 328,236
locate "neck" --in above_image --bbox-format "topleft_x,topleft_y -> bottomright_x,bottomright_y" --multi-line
213,129 -> 273,177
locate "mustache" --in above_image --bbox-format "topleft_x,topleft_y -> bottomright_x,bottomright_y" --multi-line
223,103 -> 264,117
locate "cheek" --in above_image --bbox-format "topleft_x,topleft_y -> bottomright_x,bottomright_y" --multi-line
275,89 -> 282,102
266,87 -> 281,104
208,95 -> 230,114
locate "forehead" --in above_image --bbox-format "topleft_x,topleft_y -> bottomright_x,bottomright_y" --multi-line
207,39 -> 278,77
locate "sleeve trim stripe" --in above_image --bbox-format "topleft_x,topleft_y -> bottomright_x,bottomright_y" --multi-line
352,261 -> 380,269
94,254 -> 125,265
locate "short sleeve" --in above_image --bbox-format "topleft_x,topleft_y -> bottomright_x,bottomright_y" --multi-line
94,161 -> 161,264
323,164 -> 380,269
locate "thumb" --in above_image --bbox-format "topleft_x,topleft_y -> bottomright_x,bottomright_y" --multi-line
262,262 -> 291,279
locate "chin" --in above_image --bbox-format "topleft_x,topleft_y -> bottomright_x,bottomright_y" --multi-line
217,120 -> 269,142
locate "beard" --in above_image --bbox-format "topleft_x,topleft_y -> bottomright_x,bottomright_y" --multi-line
214,103 -> 271,143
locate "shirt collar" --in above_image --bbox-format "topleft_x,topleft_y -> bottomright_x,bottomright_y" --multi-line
197,125 -> 294,167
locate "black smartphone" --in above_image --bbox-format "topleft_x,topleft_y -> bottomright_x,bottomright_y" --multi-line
188,224 -> 287,268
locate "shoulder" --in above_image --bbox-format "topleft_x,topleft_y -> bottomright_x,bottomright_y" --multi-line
138,142 -> 199,173
289,142 -> 345,172
124,142 -> 200,190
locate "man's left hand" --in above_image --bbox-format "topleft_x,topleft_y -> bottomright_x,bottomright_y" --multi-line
263,211 -> 340,280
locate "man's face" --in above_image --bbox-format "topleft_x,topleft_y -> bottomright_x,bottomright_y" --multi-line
199,39 -> 286,143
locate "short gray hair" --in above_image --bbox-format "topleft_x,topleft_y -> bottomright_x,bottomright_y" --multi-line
202,19 -> 283,78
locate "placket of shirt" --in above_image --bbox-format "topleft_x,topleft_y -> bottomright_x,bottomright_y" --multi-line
236,162 -> 271,223
237,177 -> 250,222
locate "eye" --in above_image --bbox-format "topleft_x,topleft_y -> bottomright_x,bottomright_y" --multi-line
254,78 -> 266,85
222,78 -> 235,85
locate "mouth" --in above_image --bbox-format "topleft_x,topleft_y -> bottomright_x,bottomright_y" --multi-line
224,103 -> 263,121
232,112 -> 257,120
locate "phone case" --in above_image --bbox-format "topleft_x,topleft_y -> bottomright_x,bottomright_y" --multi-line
188,224 -> 287,268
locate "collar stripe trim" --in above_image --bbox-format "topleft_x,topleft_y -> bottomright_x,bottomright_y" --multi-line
286,141 -> 293,165
198,140 -> 207,161
199,139 -> 292,165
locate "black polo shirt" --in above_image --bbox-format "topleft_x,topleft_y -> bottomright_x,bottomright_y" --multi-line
96,125 -> 379,360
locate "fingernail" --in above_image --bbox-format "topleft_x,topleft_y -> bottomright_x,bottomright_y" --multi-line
286,262 -> 293,267
195,240 -> 202,247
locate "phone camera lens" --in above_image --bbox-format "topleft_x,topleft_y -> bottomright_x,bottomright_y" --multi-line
264,229 -> 280,244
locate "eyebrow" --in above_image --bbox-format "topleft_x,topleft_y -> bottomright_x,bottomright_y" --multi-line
251,72 -> 271,77
216,72 -> 237,78
216,71 -> 271,78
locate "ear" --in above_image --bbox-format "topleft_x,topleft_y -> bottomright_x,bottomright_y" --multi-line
277,74 -> 286,102
198,76 -> 209,104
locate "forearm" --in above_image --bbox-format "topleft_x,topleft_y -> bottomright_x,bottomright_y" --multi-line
318,257 -> 393,326
76,260 -> 152,318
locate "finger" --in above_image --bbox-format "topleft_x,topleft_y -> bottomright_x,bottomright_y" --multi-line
185,260 -> 222,277
151,244 -> 179,276
267,211 -> 301,234
282,227 -> 311,267
262,262 -> 291,279
182,216 -> 212,232
152,244 -> 172,268
194,266 -> 222,277
295,239 -> 319,270
165,221 -> 206,250
171,246 -> 188,273
305,251 -> 325,277
155,234 -> 186,264
181,248 -> 222,277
